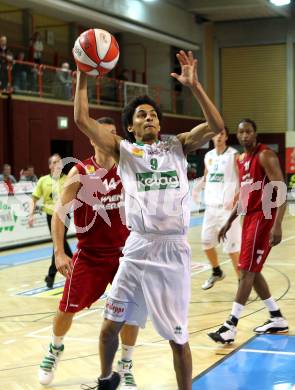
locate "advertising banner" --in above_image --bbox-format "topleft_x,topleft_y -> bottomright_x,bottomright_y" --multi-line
286,147 -> 295,192
0,190 -> 75,249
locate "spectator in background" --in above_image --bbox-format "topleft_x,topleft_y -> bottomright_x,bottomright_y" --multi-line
0,35 -> 13,91
55,62 -> 72,100
0,163 -> 16,194
29,32 -> 43,64
13,51 -> 29,92
19,165 -> 38,182
28,154 -> 73,288
118,68 -> 129,81
187,162 -> 197,180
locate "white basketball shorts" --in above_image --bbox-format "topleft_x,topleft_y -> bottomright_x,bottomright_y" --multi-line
104,231 -> 191,345
201,206 -> 241,253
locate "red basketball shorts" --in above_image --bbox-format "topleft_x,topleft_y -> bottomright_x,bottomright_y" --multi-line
59,248 -> 120,313
239,211 -> 276,273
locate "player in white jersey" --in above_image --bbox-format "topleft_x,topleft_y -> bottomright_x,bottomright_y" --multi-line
74,50 -> 224,390
198,127 -> 241,289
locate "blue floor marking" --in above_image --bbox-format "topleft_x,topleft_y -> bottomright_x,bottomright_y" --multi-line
193,335 -> 295,390
0,242 -> 77,267
190,215 -> 203,227
0,215 -> 203,268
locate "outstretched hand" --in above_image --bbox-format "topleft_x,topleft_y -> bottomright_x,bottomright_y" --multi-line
170,50 -> 198,88
218,222 -> 232,243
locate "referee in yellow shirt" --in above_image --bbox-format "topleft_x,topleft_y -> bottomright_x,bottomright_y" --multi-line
28,153 -> 73,288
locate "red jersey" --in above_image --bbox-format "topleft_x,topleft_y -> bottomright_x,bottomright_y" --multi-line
237,143 -> 274,214
74,156 -> 129,253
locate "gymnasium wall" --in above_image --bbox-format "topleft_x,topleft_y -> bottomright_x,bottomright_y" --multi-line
221,44 -> 287,133
2,97 -> 201,177
0,97 -> 7,168
215,18 -> 295,136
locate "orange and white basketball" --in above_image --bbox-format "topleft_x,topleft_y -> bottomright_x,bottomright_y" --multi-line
73,28 -> 119,77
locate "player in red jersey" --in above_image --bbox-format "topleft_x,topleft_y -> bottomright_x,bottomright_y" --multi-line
208,118 -> 288,344
38,117 -> 139,389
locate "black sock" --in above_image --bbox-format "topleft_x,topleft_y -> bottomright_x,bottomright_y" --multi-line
229,315 -> 238,326
212,266 -> 222,276
270,309 -> 282,318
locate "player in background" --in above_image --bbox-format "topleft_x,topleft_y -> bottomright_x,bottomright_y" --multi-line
196,127 -> 241,290
38,117 -> 139,390
208,118 -> 288,344
74,50 -> 224,390
29,154 -> 73,288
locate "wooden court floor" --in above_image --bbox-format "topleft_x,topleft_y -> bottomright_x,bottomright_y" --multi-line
0,211 -> 294,390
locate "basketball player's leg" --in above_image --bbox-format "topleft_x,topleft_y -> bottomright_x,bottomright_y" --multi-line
53,310 -> 75,337
45,213 -> 57,288
204,247 -> 219,268
98,320 -> 140,389
252,272 -> 288,333
208,213 -> 260,343
98,249 -> 147,388
235,269 -> 255,304
229,251 -> 240,276
99,319 -> 125,377
38,310 -> 74,385
208,213 -> 287,344
223,211 -> 241,278
169,341 -> 192,390
207,268 -> 255,344
119,324 -> 139,364
141,237 -> 192,389
97,317 -> 140,390
39,250 -> 118,385
201,208 -> 225,289
253,272 -> 271,299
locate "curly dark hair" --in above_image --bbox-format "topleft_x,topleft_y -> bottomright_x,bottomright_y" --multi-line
238,118 -> 257,132
122,95 -> 162,142
224,126 -> 230,136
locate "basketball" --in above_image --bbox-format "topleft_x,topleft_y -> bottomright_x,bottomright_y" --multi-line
73,28 -> 119,77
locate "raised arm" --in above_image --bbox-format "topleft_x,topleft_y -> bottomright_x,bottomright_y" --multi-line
177,122 -> 216,154
74,70 -> 121,163
172,51 -> 224,153
52,166 -> 80,276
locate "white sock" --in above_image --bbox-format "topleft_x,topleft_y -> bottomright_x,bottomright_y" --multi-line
52,334 -> 64,348
263,297 -> 279,312
100,372 -> 113,380
230,302 -> 244,320
121,344 -> 134,362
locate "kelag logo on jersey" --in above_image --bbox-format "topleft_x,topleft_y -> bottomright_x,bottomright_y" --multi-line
136,171 -> 180,192
208,173 -> 224,183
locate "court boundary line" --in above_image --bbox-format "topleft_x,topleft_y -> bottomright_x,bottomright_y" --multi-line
192,335 -> 257,383
240,348 -> 295,356
192,334 -> 295,384
25,308 -> 100,338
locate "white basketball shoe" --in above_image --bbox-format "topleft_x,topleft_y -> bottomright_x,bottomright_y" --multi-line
38,343 -> 64,385
117,360 -> 137,389
208,320 -> 237,344
254,317 -> 289,334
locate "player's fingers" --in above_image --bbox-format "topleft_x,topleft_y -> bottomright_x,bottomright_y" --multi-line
188,51 -> 195,64
176,52 -> 187,66
179,50 -> 189,61
58,266 -> 67,277
69,261 -> 74,272
170,72 -> 180,80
